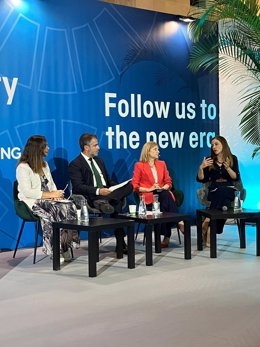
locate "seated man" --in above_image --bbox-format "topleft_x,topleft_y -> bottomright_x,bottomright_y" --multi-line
68,133 -> 133,253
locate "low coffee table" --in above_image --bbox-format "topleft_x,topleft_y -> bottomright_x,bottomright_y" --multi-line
52,218 -> 135,277
196,209 -> 260,258
118,212 -> 192,265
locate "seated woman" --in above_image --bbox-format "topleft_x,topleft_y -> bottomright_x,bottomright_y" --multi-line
132,141 -> 184,248
16,135 -> 79,260
196,135 -> 241,247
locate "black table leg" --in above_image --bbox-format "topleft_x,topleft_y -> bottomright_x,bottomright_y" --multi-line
210,219 -> 217,258
116,230 -> 124,259
88,231 -> 98,277
95,235 -> 99,262
53,226 -> 60,271
184,220 -> 191,260
239,219 -> 246,248
196,211 -> 203,251
154,224 -> 161,253
256,218 -> 260,256
127,225 -> 135,269
145,224 -> 153,266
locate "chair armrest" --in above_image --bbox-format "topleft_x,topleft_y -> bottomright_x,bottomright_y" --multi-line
197,184 -> 211,207
172,190 -> 184,207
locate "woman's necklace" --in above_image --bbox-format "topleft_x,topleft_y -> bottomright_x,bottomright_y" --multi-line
216,157 -> 224,165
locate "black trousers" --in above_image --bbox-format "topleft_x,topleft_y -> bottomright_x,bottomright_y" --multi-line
92,182 -> 133,213
208,186 -> 236,234
93,182 -> 133,241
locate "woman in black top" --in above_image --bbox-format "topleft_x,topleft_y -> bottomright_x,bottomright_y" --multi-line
196,135 -> 240,246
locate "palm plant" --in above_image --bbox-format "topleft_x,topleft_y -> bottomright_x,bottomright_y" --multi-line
188,0 -> 260,157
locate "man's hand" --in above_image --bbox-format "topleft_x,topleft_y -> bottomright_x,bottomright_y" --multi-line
99,188 -> 111,196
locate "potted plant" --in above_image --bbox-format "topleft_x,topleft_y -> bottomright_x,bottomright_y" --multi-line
188,0 -> 260,157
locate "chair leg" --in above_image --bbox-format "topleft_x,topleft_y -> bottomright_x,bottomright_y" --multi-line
236,218 -> 241,238
33,221 -> 40,264
135,223 -> 140,240
135,223 -> 146,245
177,226 -> 182,245
70,245 -> 74,259
13,220 -> 26,259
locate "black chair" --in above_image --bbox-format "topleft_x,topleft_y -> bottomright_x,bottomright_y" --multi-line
13,181 -> 41,264
197,179 -> 246,237
134,189 -> 184,244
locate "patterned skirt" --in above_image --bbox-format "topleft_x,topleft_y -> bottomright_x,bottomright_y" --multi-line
32,200 -> 80,255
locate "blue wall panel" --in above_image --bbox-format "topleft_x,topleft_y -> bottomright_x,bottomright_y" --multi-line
0,0 -> 218,250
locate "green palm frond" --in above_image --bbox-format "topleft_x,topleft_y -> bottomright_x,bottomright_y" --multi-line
188,0 -> 260,158
252,146 -> 260,158
240,88 -> 260,143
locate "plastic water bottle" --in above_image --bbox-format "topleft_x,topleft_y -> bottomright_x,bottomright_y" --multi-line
81,201 -> 89,221
138,195 -> 147,216
152,194 -> 160,215
233,191 -> 242,212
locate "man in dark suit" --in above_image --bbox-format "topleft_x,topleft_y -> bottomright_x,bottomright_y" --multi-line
68,133 -> 133,252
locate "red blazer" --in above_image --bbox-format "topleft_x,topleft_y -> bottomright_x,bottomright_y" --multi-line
132,160 -> 172,204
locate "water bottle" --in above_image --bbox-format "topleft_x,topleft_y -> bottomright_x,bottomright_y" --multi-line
81,201 -> 89,221
152,194 -> 160,215
138,194 -> 147,216
233,191 -> 242,212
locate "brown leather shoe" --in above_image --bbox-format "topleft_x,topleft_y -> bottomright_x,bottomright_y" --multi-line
161,237 -> 170,248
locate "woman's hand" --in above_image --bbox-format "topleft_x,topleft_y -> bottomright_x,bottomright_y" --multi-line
198,157 -> 213,180
51,190 -> 64,199
223,157 -> 231,170
200,157 -> 213,170
140,184 -> 160,192
223,157 -> 237,179
148,184 -> 159,192
42,190 -> 64,199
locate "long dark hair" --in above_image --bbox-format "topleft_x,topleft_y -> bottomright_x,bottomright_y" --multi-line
210,135 -> 234,167
18,135 -> 47,173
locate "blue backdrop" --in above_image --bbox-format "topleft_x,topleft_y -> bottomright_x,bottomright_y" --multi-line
0,0 -> 218,250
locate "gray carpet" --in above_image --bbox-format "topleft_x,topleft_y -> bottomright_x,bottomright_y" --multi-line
1,225 -> 260,347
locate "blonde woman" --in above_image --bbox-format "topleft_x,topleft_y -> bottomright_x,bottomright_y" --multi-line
132,141 -> 184,248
